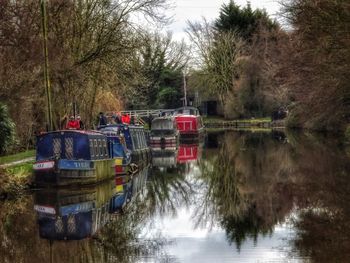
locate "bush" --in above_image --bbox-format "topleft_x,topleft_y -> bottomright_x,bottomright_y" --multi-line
0,103 -> 15,154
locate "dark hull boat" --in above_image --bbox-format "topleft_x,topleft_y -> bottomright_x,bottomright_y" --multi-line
33,130 -> 130,187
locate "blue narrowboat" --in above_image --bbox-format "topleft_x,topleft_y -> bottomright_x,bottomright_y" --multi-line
33,130 -> 129,186
98,124 -> 151,166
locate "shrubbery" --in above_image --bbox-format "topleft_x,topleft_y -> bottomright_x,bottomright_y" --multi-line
0,103 -> 15,154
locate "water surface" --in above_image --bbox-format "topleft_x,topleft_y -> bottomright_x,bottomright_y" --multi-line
1,130 -> 350,262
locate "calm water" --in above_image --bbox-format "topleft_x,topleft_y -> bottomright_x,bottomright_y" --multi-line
1,130 -> 350,263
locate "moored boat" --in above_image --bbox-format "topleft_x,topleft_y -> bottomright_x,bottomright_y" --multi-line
33,130 -> 129,187
98,124 -> 151,166
174,107 -> 204,138
150,116 -> 178,150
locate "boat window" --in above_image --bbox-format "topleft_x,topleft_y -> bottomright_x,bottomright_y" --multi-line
138,131 -> 142,149
98,139 -> 102,157
53,138 -> 61,158
94,139 -> 98,159
103,139 -> 108,157
133,130 -> 137,150
65,137 -> 74,159
90,139 -> 94,158
134,130 -> 139,150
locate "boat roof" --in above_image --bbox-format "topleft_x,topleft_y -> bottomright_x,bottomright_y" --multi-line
176,106 -> 199,110
98,124 -> 144,130
38,130 -> 103,137
153,116 -> 174,121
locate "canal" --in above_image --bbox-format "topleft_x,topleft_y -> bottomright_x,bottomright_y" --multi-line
1,130 -> 349,262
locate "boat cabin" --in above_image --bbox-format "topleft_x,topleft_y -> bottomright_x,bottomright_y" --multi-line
36,130 -> 109,161
174,107 -> 203,136
151,117 -> 177,136
98,124 -> 148,152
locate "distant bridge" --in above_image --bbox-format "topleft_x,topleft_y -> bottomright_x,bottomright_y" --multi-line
106,109 -> 175,118
105,109 -> 175,126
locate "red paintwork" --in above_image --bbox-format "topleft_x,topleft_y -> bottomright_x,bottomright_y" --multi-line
177,144 -> 198,163
175,115 -> 203,135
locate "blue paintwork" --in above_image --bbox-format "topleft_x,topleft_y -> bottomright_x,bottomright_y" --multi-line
38,211 -> 93,240
98,124 -> 149,153
109,193 -> 127,212
35,130 -> 130,169
59,201 -> 95,216
58,159 -> 93,170
36,130 -> 106,161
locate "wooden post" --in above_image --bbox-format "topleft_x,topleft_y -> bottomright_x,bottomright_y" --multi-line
40,0 -> 53,131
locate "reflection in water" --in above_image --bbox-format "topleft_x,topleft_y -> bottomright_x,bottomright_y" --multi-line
2,131 -> 350,262
287,132 -> 350,262
195,131 -> 295,249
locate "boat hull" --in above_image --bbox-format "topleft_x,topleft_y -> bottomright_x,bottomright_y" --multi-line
34,159 -> 115,187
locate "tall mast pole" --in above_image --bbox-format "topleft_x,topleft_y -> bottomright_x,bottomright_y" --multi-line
40,0 -> 53,131
183,71 -> 187,107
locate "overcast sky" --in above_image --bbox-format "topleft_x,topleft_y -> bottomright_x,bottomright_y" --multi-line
165,0 -> 281,41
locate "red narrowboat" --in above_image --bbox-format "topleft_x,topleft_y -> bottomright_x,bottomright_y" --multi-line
174,107 -> 204,137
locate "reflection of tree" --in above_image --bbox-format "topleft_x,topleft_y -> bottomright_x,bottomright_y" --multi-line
195,131 -> 296,249
287,132 -> 350,262
95,199 -> 169,263
144,166 -> 194,218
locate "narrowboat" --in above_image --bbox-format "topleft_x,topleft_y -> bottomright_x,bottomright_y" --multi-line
98,124 -> 151,166
150,116 -> 178,150
99,129 -> 131,175
174,107 -> 204,138
33,130 -> 129,186
34,180 -> 115,240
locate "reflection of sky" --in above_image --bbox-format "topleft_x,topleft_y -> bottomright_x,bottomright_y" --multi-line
141,207 -> 302,263
140,160 -> 303,263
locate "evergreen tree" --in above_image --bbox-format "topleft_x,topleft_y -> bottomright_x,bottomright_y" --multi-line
214,1 -> 276,40
0,103 -> 15,154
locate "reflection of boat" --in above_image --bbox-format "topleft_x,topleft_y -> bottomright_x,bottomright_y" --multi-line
98,124 -> 151,166
109,174 -> 130,212
34,181 -> 115,240
151,148 -> 178,168
174,107 -> 204,138
150,117 -> 178,150
33,130 -> 128,186
34,165 -> 150,240
177,143 -> 199,164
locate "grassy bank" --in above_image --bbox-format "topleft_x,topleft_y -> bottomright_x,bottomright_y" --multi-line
203,116 -> 271,123
0,150 -> 35,165
203,116 -> 274,129
0,151 -> 34,199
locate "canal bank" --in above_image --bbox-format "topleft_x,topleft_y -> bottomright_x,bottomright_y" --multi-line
203,116 -> 285,129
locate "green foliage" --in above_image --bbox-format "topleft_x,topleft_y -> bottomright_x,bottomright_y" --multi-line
156,87 -> 181,108
214,0 -> 276,40
0,103 -> 15,154
0,150 -> 35,165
